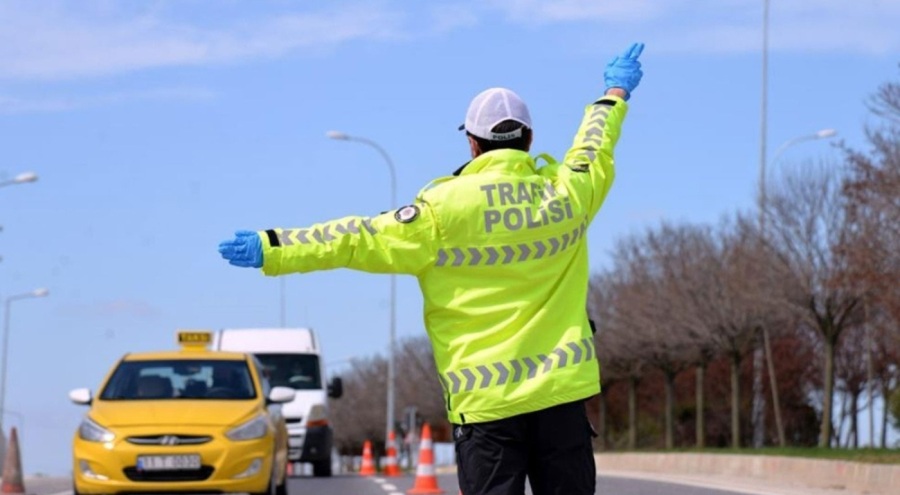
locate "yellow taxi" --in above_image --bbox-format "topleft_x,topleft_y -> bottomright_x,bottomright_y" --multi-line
69,331 -> 294,495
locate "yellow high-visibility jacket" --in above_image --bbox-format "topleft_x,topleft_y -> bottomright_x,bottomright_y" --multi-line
259,95 -> 628,424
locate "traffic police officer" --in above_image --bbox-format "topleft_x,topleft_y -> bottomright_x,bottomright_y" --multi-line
219,42 -> 645,495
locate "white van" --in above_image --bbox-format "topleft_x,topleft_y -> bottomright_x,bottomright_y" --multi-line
212,328 -> 343,477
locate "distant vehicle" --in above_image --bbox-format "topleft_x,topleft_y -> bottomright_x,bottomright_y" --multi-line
69,330 -> 294,495
213,327 -> 343,477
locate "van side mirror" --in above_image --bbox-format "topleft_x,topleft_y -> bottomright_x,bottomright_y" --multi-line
327,377 -> 343,399
268,386 -> 296,404
69,388 -> 93,405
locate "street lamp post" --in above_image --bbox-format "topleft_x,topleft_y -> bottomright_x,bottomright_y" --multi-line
326,131 -> 398,443
758,128 -> 837,448
755,0 -> 840,449
0,172 -> 38,189
769,130 -> 837,169
0,289 -> 50,434
279,278 -> 286,327
752,0 -> 771,450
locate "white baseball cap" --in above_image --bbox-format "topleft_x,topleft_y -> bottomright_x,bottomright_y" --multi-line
459,87 -> 532,141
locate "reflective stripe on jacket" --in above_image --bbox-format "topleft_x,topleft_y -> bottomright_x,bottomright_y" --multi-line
259,95 -> 628,423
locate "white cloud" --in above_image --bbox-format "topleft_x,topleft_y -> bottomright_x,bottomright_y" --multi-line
427,5 -> 480,35
483,0 -> 900,55
0,0 -> 895,87
0,2 -> 404,81
485,0 -> 671,23
0,87 -> 216,114
55,299 -> 163,321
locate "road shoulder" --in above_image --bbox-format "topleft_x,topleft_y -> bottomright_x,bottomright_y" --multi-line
594,453 -> 899,495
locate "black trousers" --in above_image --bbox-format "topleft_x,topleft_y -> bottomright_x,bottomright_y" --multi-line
453,399 -> 596,495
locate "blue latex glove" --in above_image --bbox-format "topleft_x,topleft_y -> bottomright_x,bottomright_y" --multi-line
218,230 -> 263,268
604,42 -> 645,100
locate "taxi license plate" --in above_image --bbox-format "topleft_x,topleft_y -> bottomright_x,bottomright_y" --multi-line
136,454 -> 201,471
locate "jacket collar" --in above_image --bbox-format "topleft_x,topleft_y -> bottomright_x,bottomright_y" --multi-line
452,149 -> 536,177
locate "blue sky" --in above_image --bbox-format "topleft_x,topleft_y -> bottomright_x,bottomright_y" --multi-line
1,0 -> 899,475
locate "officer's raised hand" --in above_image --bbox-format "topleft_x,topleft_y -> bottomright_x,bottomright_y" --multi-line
604,42 -> 645,100
218,230 -> 263,268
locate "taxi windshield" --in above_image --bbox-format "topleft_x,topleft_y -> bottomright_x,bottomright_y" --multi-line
99,359 -> 257,400
255,354 -> 322,390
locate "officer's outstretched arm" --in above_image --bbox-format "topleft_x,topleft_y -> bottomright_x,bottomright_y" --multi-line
557,42 -> 644,218
256,202 -> 439,276
559,94 -> 628,217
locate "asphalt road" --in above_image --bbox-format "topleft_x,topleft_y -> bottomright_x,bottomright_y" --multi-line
291,473 -> 752,495
23,472 -> 769,495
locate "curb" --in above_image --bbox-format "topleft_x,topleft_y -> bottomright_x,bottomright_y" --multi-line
594,453 -> 900,495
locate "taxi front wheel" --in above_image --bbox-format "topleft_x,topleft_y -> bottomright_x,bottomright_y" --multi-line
252,459 -> 287,495
253,475 -> 288,495
251,474 -> 275,495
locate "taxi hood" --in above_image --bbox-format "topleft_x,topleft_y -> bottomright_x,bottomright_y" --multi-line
90,400 -> 259,428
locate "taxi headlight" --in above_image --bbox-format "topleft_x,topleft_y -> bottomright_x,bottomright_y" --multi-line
226,415 -> 268,441
78,417 -> 115,443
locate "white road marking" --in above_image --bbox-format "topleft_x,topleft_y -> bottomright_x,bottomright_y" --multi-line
373,477 -> 386,483
382,483 -> 397,490
48,491 -> 73,495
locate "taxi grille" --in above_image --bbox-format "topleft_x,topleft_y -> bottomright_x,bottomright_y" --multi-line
123,465 -> 214,482
126,435 -> 212,446
118,492 -> 222,495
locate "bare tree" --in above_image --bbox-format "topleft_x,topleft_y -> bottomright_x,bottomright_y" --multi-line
870,314 -> 900,447
841,74 -> 900,345
835,324 -> 870,448
627,223 -> 720,449
704,217 -> 773,448
330,356 -> 388,456
590,273 -> 620,451
644,223 -> 727,448
619,275 -> 691,449
330,335 -> 450,457
765,161 -> 864,447
590,268 -> 650,450
395,336 -> 448,432
594,224 -> 728,450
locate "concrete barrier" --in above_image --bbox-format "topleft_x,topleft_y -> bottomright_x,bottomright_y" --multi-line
594,453 -> 900,495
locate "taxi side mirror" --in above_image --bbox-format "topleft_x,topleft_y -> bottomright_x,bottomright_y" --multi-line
267,386 -> 295,404
327,377 -> 343,399
69,388 -> 92,406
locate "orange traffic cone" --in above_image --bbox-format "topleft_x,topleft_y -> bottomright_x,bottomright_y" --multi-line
385,430 -> 400,477
359,440 -> 376,476
407,423 -> 443,494
1,427 -> 25,494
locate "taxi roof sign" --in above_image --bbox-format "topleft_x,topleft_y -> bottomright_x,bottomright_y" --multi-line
177,330 -> 212,349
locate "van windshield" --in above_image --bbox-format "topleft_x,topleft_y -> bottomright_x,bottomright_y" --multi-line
255,354 -> 321,390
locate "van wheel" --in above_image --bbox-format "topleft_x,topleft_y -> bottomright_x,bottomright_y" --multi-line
312,460 -> 332,477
